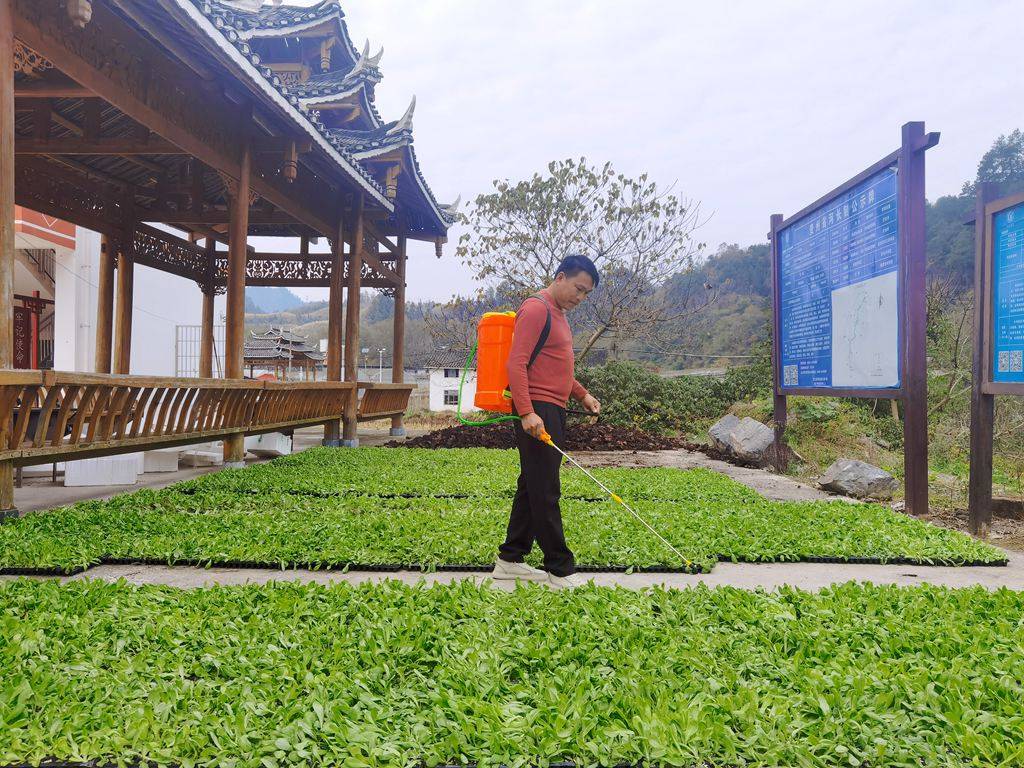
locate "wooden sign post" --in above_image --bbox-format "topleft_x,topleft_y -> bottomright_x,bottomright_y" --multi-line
968,185 -> 1024,535
770,122 -> 938,516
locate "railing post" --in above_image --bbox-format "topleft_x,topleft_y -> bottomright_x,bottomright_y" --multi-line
342,194 -> 363,447
390,234 -> 407,437
324,221 -> 344,445
1,0 -> 16,512
223,140 -> 251,467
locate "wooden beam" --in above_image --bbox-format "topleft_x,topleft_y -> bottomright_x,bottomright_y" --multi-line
14,76 -> 92,98
14,0 -> 389,239
390,234 -> 407,436
251,136 -> 313,154
16,136 -> 185,155
223,140 -> 251,466
364,221 -> 399,255
144,208 -> 296,225
342,194 -> 363,445
95,234 -> 115,373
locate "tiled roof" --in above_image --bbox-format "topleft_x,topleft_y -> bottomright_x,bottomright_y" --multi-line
291,43 -> 382,99
192,0 -> 451,234
188,0 -> 389,204
425,350 -> 475,370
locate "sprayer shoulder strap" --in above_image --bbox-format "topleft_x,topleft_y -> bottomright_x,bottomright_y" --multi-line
525,294 -> 552,369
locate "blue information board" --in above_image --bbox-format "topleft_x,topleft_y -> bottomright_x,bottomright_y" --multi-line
777,166 -> 901,390
992,201 -> 1024,383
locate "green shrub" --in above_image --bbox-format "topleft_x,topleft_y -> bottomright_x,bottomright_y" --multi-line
577,356 -> 770,434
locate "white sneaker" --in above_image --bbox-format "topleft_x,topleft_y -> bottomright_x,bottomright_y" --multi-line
547,572 -> 589,590
491,558 -> 547,581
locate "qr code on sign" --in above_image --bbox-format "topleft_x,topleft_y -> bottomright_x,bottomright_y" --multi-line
1013,350 -> 1023,372
783,365 -> 799,386
998,351 -> 1010,372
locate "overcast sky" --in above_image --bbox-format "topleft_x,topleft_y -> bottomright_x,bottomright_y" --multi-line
286,0 -> 1023,302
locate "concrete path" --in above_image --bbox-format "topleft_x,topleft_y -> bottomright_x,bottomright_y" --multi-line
573,449 -> 842,503
9,549 -> 1012,591
11,426 -> 428,514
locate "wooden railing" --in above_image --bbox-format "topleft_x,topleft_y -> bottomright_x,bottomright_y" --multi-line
356,382 -> 416,422
0,371 -> 357,465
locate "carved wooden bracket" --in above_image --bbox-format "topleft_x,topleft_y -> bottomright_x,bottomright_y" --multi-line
13,40 -> 54,77
216,170 -> 260,207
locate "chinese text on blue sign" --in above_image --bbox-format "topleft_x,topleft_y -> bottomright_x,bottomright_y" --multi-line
778,166 -> 900,390
992,201 -> 1024,383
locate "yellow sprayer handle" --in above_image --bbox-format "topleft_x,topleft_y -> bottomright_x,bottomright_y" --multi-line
538,430 -> 553,445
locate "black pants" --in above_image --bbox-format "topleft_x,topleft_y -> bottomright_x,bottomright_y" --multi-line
499,400 -> 575,576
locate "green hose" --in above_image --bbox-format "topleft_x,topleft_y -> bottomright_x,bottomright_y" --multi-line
457,341 -> 518,426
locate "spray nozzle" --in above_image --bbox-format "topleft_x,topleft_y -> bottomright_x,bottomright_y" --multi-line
538,430 -> 553,445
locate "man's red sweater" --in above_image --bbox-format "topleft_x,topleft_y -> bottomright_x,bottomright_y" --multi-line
506,289 -> 589,416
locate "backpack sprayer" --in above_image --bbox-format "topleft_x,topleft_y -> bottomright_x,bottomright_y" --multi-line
455,305 -> 692,569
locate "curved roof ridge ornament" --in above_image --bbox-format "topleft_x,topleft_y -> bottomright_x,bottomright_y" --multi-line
368,45 -> 384,68
444,194 -> 461,213
386,96 -> 416,137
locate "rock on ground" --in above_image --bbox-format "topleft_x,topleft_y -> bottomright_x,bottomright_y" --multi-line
708,415 -> 777,467
818,458 -> 899,500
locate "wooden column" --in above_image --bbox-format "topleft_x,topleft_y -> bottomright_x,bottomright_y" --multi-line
223,142 -> 250,466
324,219 -> 345,445
113,247 -> 134,374
0,0 -> 14,512
199,239 -> 216,378
969,182 -> 998,535
94,234 -> 115,373
342,194 -> 364,446
390,234 -> 408,436
899,121 -> 929,517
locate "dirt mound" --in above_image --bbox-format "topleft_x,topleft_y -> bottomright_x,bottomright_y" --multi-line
389,422 -> 687,452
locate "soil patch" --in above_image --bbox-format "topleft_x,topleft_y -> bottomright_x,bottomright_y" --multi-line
921,507 -> 1024,553
388,421 -> 688,452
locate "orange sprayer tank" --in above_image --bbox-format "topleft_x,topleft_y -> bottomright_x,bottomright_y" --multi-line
474,311 -> 516,413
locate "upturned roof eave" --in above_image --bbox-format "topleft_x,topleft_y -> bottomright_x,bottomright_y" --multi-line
172,0 -> 394,211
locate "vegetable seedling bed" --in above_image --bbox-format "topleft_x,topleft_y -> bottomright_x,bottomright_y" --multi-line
3,580 -> 1023,768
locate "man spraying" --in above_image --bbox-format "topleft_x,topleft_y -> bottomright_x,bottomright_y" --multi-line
492,255 -> 602,588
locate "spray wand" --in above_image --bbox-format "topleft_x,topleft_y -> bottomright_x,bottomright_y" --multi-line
539,430 -> 693,569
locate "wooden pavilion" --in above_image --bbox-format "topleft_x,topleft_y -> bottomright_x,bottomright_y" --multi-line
244,327 -> 325,381
0,0 -> 455,511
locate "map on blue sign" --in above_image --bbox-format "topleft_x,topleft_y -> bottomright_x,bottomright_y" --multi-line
992,201 -> 1024,384
777,166 -> 901,390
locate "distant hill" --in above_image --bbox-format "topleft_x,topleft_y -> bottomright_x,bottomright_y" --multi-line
245,287 -> 304,314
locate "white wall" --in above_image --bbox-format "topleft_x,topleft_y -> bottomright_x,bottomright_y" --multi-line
129,264 -> 226,376
53,227 -> 228,375
53,229 -> 98,372
428,367 -> 477,412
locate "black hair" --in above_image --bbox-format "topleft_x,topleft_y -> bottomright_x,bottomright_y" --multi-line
555,254 -> 600,288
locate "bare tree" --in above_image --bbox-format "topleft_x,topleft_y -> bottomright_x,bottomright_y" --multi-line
456,158 -> 712,363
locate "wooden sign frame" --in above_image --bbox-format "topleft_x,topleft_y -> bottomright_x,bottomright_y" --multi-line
969,187 -> 1024,534
769,122 -> 939,516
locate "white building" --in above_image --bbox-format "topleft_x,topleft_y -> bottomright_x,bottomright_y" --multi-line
15,207 -> 226,377
426,350 -> 477,412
